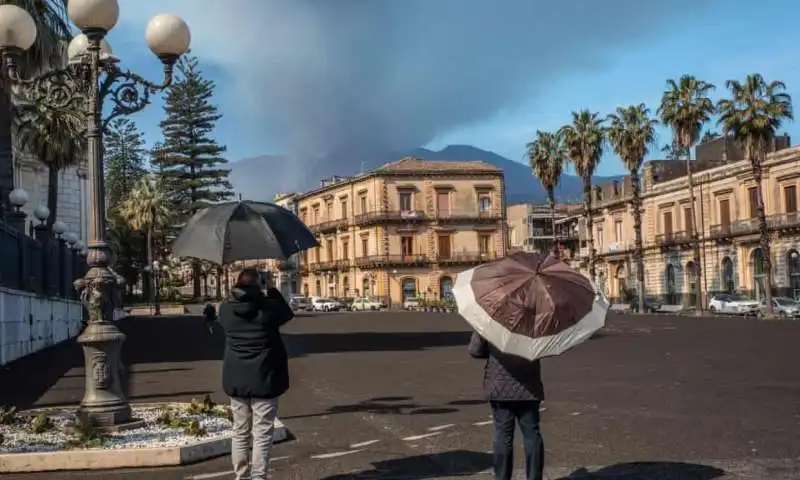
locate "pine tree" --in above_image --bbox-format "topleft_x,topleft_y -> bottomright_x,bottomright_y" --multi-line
104,117 -> 147,297
154,54 -> 233,298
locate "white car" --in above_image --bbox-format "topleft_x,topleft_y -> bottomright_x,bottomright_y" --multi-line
350,297 -> 384,311
311,297 -> 339,312
403,297 -> 422,310
758,297 -> 800,319
708,294 -> 759,315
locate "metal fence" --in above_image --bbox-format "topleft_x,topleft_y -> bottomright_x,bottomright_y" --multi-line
0,213 -> 86,299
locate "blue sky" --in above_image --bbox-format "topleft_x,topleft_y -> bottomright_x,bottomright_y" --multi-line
108,1 -> 800,176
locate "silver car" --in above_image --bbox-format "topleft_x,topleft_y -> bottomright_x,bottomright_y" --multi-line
758,297 -> 800,319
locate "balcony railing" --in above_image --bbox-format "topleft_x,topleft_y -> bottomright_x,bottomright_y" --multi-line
656,231 -> 692,247
354,210 -> 428,226
770,212 -> 800,230
436,208 -> 502,222
354,254 -> 431,268
709,223 -> 733,239
277,259 -> 296,270
437,251 -> 501,264
309,217 -> 348,234
730,218 -> 759,236
601,241 -> 634,255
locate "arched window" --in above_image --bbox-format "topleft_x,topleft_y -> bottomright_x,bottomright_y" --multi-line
362,277 -> 371,297
751,248 -> 765,301
315,280 -> 321,297
686,261 -> 698,307
788,250 -> 800,300
721,257 -> 734,293
401,278 -> 418,300
439,276 -> 454,300
665,264 -> 677,305
342,276 -> 350,297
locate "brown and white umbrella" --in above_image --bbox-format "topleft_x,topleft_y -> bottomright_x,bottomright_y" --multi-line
453,251 -> 609,360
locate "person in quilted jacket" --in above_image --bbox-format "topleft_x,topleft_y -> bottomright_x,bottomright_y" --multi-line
469,331 -> 544,480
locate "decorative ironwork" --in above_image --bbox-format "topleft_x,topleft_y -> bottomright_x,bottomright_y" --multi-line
100,63 -> 174,130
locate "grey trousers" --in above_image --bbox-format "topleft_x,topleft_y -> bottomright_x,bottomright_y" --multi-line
231,396 -> 279,480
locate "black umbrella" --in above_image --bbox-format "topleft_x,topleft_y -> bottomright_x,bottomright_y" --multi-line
171,201 -> 319,265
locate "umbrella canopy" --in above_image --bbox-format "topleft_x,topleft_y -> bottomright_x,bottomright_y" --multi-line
453,251 -> 608,360
171,201 -> 319,265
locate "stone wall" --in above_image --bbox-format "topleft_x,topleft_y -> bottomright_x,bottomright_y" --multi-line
0,287 -> 84,366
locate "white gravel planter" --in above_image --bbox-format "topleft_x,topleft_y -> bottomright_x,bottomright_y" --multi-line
0,402 -> 288,472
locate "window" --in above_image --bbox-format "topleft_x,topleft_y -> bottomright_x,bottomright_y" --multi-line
361,236 -> 369,256
784,185 -> 797,213
479,234 -> 491,254
436,192 -> 449,213
342,240 -> 349,259
312,206 -> 320,223
401,236 -> 414,256
596,228 -> 604,250
684,207 -> 693,234
326,201 -> 333,219
326,239 -> 334,261
663,211 -> 673,235
438,235 -> 451,258
719,198 -> 731,227
341,200 -> 348,219
359,195 -> 367,214
302,251 -> 308,264
748,186 -> 758,218
313,248 -> 320,263
479,195 -> 492,213
300,209 -> 308,224
399,192 -> 413,211
614,219 -> 623,242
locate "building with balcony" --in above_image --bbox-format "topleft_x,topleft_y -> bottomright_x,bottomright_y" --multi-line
295,157 -> 506,305
584,135 -> 800,306
506,203 -> 581,253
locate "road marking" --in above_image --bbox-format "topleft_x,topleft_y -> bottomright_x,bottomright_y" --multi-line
473,420 -> 493,426
402,431 -> 442,441
311,448 -> 364,459
350,439 -> 381,448
427,423 -> 455,431
185,456 -> 291,479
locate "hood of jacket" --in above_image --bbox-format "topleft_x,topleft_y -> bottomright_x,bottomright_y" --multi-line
228,284 -> 265,320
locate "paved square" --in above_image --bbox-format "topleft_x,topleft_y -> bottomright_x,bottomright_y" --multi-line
1,312 -> 799,479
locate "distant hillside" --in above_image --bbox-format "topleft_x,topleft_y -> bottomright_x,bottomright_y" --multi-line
228,145 -> 623,204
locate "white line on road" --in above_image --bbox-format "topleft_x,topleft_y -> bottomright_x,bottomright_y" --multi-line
402,431 -> 442,441
184,456 -> 291,479
311,448 -> 364,459
473,420 -> 493,426
427,424 -> 455,431
350,439 -> 381,448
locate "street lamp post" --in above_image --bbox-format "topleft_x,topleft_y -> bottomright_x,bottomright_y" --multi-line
0,0 -> 191,429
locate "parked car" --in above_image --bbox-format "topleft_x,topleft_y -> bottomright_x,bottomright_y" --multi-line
289,295 -> 312,311
350,297 -> 384,311
758,297 -> 800,319
708,294 -> 759,315
332,297 -> 352,310
311,297 -> 339,312
629,296 -> 662,313
403,297 -> 422,311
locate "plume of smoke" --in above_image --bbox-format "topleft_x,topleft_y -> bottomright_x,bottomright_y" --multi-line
125,0 -> 708,164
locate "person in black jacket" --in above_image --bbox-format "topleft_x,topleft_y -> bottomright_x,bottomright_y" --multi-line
217,268 -> 294,480
469,331 -> 544,480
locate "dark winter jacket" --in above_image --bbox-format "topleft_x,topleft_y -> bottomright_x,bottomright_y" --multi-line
218,285 -> 294,399
469,332 -> 544,401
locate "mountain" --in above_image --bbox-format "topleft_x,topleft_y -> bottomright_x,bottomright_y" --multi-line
227,145 -> 624,204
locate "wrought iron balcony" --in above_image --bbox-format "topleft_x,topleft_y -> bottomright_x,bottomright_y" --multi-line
730,218 -> 759,236
655,231 -> 692,248
354,210 -> 429,226
309,217 -> 348,234
770,212 -> 800,231
436,251 -> 501,265
709,223 -> 733,239
436,209 -> 502,223
354,254 -> 431,268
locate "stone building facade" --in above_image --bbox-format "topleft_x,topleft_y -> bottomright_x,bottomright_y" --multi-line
293,158 -> 507,306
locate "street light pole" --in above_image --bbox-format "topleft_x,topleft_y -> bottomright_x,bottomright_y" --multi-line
0,0 -> 191,429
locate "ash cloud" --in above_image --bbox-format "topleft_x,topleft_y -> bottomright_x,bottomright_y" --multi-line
129,0 -> 708,162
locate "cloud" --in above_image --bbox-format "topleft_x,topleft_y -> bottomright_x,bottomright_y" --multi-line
119,0 -> 710,161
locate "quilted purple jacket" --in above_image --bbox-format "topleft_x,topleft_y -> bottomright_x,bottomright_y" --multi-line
468,332 -> 544,401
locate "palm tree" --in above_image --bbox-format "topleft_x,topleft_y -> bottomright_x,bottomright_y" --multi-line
120,175 -> 170,301
15,101 -> 84,228
607,104 -> 658,313
658,75 -> 716,312
0,0 -> 72,214
527,130 -> 566,255
559,110 -> 606,281
717,74 -> 793,318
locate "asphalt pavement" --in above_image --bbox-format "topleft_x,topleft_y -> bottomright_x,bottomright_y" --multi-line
1,311 -> 799,479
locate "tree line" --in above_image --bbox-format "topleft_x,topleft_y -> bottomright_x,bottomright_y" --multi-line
527,74 -> 793,318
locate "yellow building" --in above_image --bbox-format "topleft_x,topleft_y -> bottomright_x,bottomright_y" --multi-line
294,157 -> 507,305
585,137 -> 800,306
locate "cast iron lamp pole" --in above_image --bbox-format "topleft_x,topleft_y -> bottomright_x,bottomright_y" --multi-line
0,0 -> 191,428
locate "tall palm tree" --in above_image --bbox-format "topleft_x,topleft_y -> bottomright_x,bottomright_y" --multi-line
0,0 -> 72,214
15,101 -> 84,228
607,104 -> 658,313
560,110 -> 606,281
120,175 -> 170,300
717,74 -> 793,318
657,75 -> 716,312
527,130 -> 566,255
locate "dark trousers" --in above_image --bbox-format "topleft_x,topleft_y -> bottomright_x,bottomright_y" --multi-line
490,400 -> 544,480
